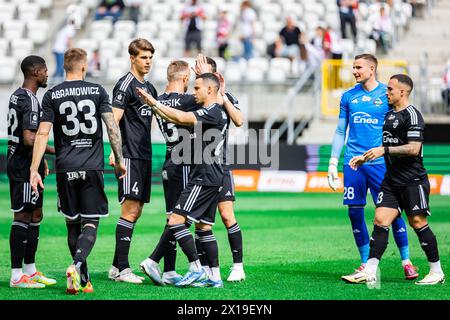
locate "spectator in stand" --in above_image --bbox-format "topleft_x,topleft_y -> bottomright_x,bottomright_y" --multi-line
324,25 -> 343,59
369,5 -> 393,54
95,0 -> 126,24
279,16 -> 301,62
238,0 -> 257,60
180,0 -> 206,57
443,60 -> 450,112
267,37 -> 283,59
125,0 -> 143,23
217,9 -> 231,59
52,18 -> 76,81
300,32 -> 325,69
337,0 -> 358,41
87,49 -> 101,78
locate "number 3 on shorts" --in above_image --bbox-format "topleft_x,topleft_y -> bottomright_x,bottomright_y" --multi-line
377,192 -> 384,204
344,187 -> 355,200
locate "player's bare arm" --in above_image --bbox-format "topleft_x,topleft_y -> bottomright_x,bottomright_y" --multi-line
109,107 -> 125,166
136,87 -> 197,126
102,111 -> 126,179
384,141 -> 422,157
30,121 -> 52,192
216,72 -> 244,127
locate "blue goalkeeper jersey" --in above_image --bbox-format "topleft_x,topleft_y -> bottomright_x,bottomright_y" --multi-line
339,82 -> 390,165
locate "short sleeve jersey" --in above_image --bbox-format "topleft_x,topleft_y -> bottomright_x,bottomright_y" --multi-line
7,88 -> 44,181
190,103 -> 228,186
221,92 -> 240,170
382,105 -> 427,185
339,82 -> 390,165
112,72 -> 158,160
156,92 -> 200,165
41,80 -> 111,172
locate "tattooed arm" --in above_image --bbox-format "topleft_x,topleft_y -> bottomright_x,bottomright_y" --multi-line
102,112 -> 126,179
384,142 -> 422,157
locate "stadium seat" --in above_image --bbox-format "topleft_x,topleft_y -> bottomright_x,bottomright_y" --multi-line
106,57 -> 129,82
89,20 -> 113,41
136,21 -> 158,38
26,20 -> 50,45
99,39 -> 121,62
10,38 -> 33,62
76,38 -> 99,56
209,56 -> 225,73
3,20 -> 25,40
80,0 -> 97,10
270,57 -> 291,73
0,56 -> 16,83
245,66 -> 265,83
149,66 -> 167,83
253,39 -> 268,57
248,57 -> 269,73
0,39 -> 9,56
34,0 -> 53,10
224,61 -> 242,84
340,39 -> 355,57
18,3 -> 41,21
114,20 -> 136,41
0,3 -> 16,24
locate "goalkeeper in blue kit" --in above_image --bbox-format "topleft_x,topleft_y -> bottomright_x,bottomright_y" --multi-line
327,54 -> 419,283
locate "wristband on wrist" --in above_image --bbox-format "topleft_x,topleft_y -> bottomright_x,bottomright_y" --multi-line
384,146 -> 389,155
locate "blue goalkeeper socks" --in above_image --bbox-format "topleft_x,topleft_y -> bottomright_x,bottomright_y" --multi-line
348,206 -> 370,264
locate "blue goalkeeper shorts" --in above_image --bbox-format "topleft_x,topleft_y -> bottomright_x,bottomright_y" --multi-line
343,163 -> 386,206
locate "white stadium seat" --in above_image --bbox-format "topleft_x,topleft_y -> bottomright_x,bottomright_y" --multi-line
0,56 -> 16,83
89,20 -> 113,41
248,58 -> 270,73
114,20 -> 136,41
11,38 -> 33,61
26,20 -> 50,45
245,66 -> 265,82
0,39 -> 9,56
34,0 -> 53,10
270,57 -> 291,73
0,3 -> 16,23
18,3 -> 41,21
106,57 -> 129,82
3,20 -> 26,40
267,67 -> 287,83
224,61 -> 243,83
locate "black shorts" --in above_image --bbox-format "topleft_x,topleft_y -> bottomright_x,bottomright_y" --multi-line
218,169 -> 236,202
9,180 -> 43,213
56,170 -> 108,220
117,158 -> 152,204
376,179 -> 431,216
185,30 -> 202,51
162,164 -> 190,213
172,183 -> 221,225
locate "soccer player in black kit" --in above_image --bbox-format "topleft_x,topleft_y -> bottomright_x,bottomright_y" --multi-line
139,60 -> 199,285
138,73 -> 227,288
108,38 -> 158,284
350,74 -> 445,286
30,48 -> 126,294
194,54 -> 246,282
7,55 -> 56,288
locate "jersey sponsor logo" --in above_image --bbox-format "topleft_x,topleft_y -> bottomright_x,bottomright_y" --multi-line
393,119 -> 399,128
10,95 -> 18,104
374,98 -> 383,106
383,131 -> 399,144
351,98 -> 358,104
352,112 -> 379,124
196,109 -> 207,116
138,104 -> 152,116
362,96 -> 371,102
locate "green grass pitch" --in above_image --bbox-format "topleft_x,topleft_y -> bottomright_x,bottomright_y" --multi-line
0,180 -> 449,300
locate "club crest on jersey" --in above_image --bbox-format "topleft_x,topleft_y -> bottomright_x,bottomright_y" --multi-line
374,98 -> 383,106
10,95 -> 18,104
362,96 -> 371,102
388,114 -> 396,120
393,120 -> 399,128
30,112 -> 38,126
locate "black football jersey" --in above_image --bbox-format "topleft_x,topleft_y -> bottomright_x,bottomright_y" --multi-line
112,72 -> 158,160
7,88 -> 44,181
382,105 -> 427,185
41,80 -> 111,172
222,92 -> 240,169
156,92 -> 200,164
189,103 -> 228,186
